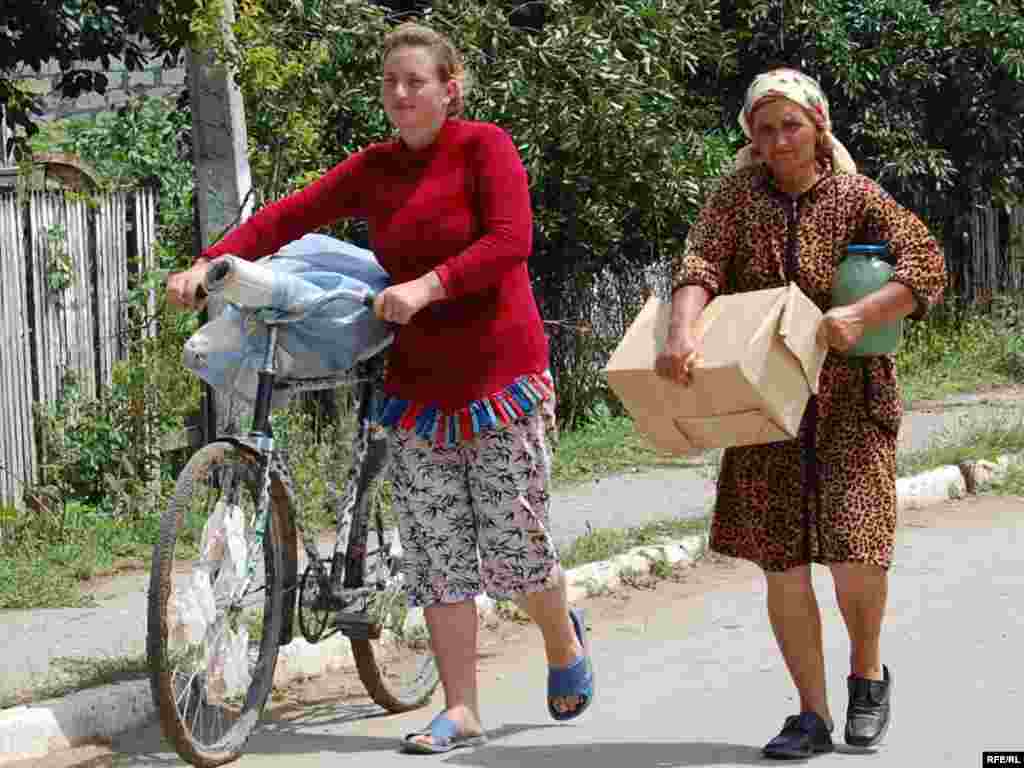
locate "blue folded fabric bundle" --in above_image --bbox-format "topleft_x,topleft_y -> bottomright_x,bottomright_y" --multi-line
183,234 -> 393,407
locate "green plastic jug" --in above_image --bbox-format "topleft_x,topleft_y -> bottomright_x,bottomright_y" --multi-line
831,243 -> 902,356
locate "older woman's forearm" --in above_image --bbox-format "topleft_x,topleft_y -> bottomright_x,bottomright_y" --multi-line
669,284 -> 712,339
854,282 -> 918,328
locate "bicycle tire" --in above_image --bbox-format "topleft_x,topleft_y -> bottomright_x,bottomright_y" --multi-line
147,441 -> 289,767
352,636 -> 438,712
348,521 -> 440,712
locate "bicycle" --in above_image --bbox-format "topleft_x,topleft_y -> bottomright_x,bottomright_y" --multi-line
147,261 -> 440,767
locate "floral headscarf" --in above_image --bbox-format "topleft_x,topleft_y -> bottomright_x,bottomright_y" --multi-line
734,68 -> 857,174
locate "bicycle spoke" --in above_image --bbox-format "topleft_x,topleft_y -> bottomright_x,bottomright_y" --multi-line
192,687 -> 202,745
173,669 -> 197,715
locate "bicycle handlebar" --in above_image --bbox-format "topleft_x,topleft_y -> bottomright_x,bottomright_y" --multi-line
271,286 -> 377,324
196,258 -> 378,323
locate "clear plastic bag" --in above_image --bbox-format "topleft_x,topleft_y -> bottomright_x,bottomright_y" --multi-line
183,236 -> 394,406
166,588 -> 193,647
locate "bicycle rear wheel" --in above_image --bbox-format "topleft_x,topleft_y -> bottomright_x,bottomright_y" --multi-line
348,527 -> 440,712
147,441 -> 289,767
333,363 -> 439,712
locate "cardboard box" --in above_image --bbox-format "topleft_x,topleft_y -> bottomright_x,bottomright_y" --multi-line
605,283 -> 828,455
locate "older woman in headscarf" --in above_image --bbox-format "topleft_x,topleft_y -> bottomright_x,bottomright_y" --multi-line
656,69 -> 946,759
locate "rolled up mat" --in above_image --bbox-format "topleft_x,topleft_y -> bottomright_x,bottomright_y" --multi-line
203,255 -> 277,308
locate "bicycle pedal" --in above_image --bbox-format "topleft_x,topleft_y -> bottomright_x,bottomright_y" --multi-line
334,611 -> 382,640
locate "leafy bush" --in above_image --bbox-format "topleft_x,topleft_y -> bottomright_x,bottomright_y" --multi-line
33,96 -> 195,270
33,302 -> 201,518
271,402 -> 358,533
896,296 -> 1024,402
270,389 -> 397,534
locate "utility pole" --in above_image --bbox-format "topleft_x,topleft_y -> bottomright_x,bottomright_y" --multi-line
187,0 -> 253,442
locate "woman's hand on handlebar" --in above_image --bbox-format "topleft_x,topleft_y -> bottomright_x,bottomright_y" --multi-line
167,259 -> 212,310
373,271 -> 446,325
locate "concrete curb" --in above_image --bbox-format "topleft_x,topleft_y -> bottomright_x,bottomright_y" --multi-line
1,452 -> 1021,764
0,681 -> 152,762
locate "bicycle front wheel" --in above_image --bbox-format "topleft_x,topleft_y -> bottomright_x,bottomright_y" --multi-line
147,441 -> 289,767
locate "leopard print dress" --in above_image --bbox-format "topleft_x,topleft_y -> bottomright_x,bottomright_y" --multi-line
673,165 -> 947,572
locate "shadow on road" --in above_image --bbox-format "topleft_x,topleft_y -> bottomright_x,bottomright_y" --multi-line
107,709 -> 567,764
109,703 -> 392,764
444,739 -> 770,767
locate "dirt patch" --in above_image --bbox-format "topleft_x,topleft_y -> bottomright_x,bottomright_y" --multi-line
77,570 -> 148,603
899,493 -> 1024,530
907,384 -> 1024,413
5,744 -> 115,768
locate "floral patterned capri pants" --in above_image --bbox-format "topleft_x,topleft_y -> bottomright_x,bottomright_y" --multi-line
387,402 -> 561,608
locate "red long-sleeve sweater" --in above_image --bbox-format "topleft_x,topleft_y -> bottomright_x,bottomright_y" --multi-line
203,119 -> 549,411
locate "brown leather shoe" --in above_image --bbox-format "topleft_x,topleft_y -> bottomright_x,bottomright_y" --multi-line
845,665 -> 892,747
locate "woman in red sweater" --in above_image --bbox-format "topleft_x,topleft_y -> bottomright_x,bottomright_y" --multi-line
166,22 -> 592,753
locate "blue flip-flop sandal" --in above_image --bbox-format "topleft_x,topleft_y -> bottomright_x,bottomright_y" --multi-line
547,607 -> 594,721
401,711 -> 488,754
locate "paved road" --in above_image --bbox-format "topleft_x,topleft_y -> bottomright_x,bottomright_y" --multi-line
509,396 -> 1022,545
87,494 -> 1024,767
0,396 -> 1019,704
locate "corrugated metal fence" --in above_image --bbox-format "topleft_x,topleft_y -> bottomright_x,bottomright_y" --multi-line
0,188 -> 158,511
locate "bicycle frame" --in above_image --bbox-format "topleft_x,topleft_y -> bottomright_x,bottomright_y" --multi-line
207,269 -> 392,644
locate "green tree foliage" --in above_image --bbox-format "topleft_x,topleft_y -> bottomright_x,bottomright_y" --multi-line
35,96 -> 195,267
0,0 -> 197,152
454,0 -> 739,425
193,0 -> 1024,422
195,0 -> 740,424
17,0 -> 1023,427
722,0 -> 1024,295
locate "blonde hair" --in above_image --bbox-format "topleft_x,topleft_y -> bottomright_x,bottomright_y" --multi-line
382,22 -> 471,118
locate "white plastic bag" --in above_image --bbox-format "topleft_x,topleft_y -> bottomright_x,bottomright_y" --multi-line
223,502 -> 248,583
205,635 -> 226,705
200,501 -> 228,565
222,625 -> 252,699
205,625 -> 251,705
167,570 -> 217,647
192,570 -> 217,627
167,587 -> 195,647
212,502 -> 249,601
